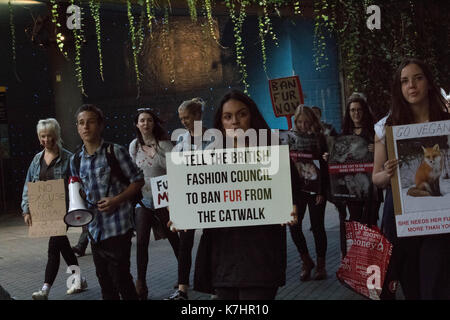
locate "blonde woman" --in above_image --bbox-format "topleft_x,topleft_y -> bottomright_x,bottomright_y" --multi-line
167,98 -> 210,300
21,118 -> 87,300
287,105 -> 329,281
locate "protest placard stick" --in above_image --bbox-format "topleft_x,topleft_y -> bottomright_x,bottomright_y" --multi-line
285,116 -> 293,130
385,126 -> 402,215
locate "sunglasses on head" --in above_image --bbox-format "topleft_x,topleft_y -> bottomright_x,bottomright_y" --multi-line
137,107 -> 152,112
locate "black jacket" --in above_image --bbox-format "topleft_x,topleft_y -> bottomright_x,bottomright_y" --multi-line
194,160 -> 302,292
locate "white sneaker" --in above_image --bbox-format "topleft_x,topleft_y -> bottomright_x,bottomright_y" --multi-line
32,290 -> 49,300
67,277 -> 88,295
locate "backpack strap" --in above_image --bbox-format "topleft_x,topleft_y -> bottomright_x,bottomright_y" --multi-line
72,144 -> 83,177
103,142 -> 146,208
132,139 -> 139,160
104,142 -> 129,187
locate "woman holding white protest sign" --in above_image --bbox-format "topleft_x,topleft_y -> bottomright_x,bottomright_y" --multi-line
286,105 -> 329,281
130,108 -> 180,300
21,118 -> 87,300
190,89 -> 300,300
373,58 -> 450,299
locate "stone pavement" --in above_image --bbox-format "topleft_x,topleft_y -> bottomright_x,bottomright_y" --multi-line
0,203 -> 383,300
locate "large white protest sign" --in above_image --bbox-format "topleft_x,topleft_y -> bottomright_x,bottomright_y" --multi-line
166,145 -> 293,230
150,175 -> 169,209
386,120 -> 450,237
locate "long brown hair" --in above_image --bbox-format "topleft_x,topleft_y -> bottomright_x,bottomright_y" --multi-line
293,105 -> 322,135
342,95 -> 374,135
133,109 -> 168,147
387,57 -> 449,126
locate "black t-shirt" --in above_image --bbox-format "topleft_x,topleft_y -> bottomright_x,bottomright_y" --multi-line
354,127 -> 375,144
39,153 -> 58,181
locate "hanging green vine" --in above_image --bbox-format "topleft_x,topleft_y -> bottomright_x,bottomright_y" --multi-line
70,0 -> 86,96
202,0 -> 226,49
8,0 -> 20,82
314,0 -> 450,118
258,15 -> 268,77
313,0 -> 331,71
261,0 -> 278,46
49,0 -> 68,59
294,1 -> 301,15
226,0 -> 249,94
8,0 -> 16,65
89,0 -> 104,81
145,0 -> 156,37
162,5 -> 175,84
127,0 -> 141,98
187,0 -> 198,22
136,5 -> 146,53
203,0 -> 217,42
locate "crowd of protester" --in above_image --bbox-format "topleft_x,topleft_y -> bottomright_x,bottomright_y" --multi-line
17,57 -> 450,300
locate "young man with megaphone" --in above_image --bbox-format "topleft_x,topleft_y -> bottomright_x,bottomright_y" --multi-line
70,104 -> 144,300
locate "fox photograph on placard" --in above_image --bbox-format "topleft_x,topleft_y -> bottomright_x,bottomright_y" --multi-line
328,135 -> 374,201
395,135 -> 450,212
386,120 -> 450,237
280,130 -> 321,195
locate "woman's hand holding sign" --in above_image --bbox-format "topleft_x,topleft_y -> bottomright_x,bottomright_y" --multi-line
384,158 -> 400,178
23,213 -> 32,226
283,204 -> 298,226
167,220 -> 187,233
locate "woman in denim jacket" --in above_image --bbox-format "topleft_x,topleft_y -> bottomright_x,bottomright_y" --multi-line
21,118 -> 87,300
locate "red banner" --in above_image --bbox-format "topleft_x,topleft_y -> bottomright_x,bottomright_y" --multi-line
289,151 -> 313,161
328,163 -> 374,174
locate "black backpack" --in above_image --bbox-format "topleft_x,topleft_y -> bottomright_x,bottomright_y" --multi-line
72,142 -> 144,208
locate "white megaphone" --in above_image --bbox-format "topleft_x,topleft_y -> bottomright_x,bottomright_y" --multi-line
64,176 -> 94,227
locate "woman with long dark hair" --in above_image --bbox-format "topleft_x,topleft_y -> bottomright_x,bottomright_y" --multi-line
129,108 -> 180,300
194,89 -> 299,300
336,94 -> 383,256
341,93 -> 375,138
373,58 -> 450,299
